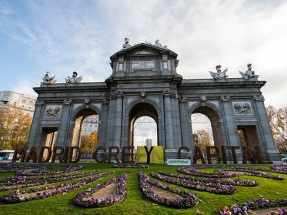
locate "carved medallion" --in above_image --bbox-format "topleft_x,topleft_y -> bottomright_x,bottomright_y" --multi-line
233,102 -> 253,115
44,105 -> 62,118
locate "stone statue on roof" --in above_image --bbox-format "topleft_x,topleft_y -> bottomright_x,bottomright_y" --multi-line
65,71 -> 83,84
239,64 -> 258,80
209,65 -> 228,80
122,38 -> 131,49
41,71 -> 57,85
154,39 -> 162,48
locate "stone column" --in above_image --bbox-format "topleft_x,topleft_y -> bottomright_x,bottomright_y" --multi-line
162,91 -> 174,149
56,100 -> 72,148
106,93 -> 117,147
253,95 -> 280,161
171,91 -> 182,148
179,97 -> 192,148
26,100 -> 45,149
220,96 -> 235,162
113,91 -> 124,147
97,99 -> 109,147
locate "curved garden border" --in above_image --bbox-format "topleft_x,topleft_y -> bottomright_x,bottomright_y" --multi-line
0,170 -> 100,191
178,166 -> 284,180
138,172 -> 199,209
72,171 -> 128,207
158,170 -> 258,186
0,170 -> 114,204
150,172 -> 237,195
219,197 -> 287,215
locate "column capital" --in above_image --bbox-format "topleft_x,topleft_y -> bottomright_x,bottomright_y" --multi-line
221,95 -> 231,102
162,90 -> 171,98
35,100 -> 45,106
63,100 -> 72,105
102,99 -> 109,104
179,96 -> 187,103
253,95 -> 265,102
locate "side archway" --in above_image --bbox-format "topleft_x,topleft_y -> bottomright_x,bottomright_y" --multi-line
67,104 -> 101,148
189,102 -> 225,150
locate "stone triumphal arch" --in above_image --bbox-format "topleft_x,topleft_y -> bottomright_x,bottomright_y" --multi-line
26,39 -> 281,163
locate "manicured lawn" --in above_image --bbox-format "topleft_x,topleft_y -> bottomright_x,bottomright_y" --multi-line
0,163 -> 286,215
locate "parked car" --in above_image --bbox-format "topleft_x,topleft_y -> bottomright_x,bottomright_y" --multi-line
282,157 -> 287,162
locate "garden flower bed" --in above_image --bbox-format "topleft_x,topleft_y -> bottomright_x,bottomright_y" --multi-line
219,197 -> 287,215
177,166 -> 241,178
0,163 -> 83,174
270,164 -> 287,174
16,164 -> 84,176
138,172 -> 199,209
0,170 -> 101,191
0,170 -> 114,203
221,166 -> 284,180
72,171 -> 128,207
150,172 -> 237,194
158,170 -> 258,186
110,164 -> 149,168
178,166 -> 284,180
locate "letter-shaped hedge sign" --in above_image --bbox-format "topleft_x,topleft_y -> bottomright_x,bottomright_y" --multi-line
137,146 -> 164,164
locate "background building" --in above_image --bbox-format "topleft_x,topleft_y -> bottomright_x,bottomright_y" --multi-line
81,115 -> 99,136
0,91 -> 37,117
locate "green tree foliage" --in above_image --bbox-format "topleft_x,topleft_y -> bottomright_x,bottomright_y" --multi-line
80,131 -> 98,153
0,105 -> 32,150
238,130 -> 247,146
266,106 -> 287,153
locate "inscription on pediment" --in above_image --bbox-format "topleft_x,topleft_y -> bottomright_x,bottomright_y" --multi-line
132,61 -> 154,69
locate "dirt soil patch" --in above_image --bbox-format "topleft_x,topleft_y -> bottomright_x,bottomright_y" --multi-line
223,171 -> 245,176
250,207 -> 286,215
87,183 -> 117,200
151,186 -> 182,200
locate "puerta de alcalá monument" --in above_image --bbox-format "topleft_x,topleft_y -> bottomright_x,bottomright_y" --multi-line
25,38 -> 281,164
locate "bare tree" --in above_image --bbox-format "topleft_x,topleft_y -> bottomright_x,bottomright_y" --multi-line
193,129 -> 213,153
266,106 -> 287,153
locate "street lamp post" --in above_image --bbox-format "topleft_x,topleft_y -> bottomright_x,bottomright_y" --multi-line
1,96 -> 10,105
1,96 -> 10,150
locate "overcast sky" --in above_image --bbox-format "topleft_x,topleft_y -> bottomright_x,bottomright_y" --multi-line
0,0 -> 287,108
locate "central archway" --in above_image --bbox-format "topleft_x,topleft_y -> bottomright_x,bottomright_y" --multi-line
191,105 -> 224,150
128,102 -> 158,148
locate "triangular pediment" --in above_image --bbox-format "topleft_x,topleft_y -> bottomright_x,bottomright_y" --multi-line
110,43 -> 177,59
131,49 -> 157,55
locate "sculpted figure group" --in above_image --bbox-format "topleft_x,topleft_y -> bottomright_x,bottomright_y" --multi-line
41,71 -> 83,85
209,64 -> 258,81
